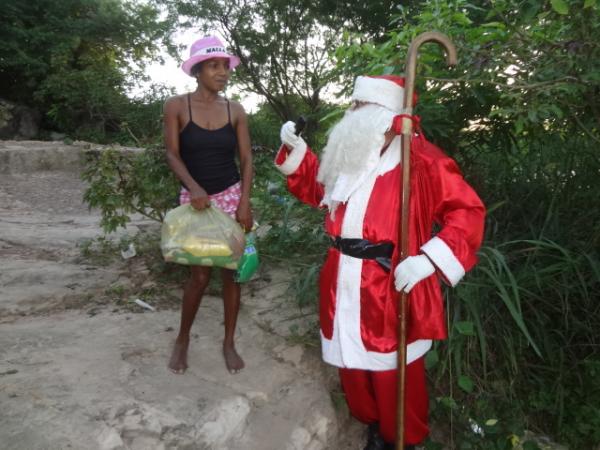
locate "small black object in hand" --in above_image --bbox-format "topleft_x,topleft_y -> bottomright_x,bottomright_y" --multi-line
294,116 -> 306,136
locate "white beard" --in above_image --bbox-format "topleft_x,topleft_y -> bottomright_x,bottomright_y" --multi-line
317,103 -> 396,211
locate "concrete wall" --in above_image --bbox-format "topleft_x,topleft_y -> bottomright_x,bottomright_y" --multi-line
0,140 -> 144,174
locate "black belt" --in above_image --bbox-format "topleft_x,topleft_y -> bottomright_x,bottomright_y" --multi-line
332,237 -> 394,272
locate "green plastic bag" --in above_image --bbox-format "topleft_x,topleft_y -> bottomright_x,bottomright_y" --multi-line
235,231 -> 259,283
161,204 -> 245,269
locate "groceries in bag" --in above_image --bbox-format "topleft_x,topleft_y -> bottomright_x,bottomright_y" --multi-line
161,205 -> 245,269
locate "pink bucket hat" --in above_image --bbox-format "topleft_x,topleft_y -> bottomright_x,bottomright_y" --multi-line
181,36 -> 241,77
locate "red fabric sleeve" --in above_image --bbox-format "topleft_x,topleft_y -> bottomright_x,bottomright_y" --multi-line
428,156 -> 486,274
274,144 -> 325,208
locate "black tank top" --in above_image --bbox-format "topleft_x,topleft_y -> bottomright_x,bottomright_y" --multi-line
179,94 -> 240,195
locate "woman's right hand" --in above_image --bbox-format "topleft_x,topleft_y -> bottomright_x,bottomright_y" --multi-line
190,188 -> 211,210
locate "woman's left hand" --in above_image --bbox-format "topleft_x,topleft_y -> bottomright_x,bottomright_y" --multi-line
236,201 -> 253,231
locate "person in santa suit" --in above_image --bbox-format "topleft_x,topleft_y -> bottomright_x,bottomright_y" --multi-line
273,75 -> 485,450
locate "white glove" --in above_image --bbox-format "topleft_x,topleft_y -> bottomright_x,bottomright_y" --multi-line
280,121 -> 304,150
394,255 -> 435,293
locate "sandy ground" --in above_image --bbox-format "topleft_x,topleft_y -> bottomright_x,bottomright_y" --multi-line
0,143 -> 364,450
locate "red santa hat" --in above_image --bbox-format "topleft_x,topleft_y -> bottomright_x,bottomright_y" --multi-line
351,75 -> 418,113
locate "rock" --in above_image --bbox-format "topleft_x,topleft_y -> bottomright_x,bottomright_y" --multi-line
288,426 -> 312,449
294,411 -> 334,450
49,132 -> 67,141
127,436 -> 165,450
0,140 -> 83,174
0,139 -> 147,175
280,344 -> 304,367
0,99 -> 40,140
245,390 -> 269,406
17,109 -> 39,139
140,280 -> 156,290
97,426 -> 125,450
310,413 -> 332,443
518,431 -> 568,450
195,396 -> 251,446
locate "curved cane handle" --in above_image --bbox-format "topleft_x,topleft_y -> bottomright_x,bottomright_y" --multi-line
403,32 -> 457,114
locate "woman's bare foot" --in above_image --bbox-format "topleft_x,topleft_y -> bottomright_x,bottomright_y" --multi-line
168,337 -> 189,374
223,343 -> 244,374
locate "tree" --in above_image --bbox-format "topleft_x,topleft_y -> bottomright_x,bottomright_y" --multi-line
315,0 -> 427,41
0,0 -> 176,139
169,1 -> 429,123
169,0 -> 342,123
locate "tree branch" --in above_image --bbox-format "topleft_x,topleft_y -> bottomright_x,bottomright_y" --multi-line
423,75 -> 583,91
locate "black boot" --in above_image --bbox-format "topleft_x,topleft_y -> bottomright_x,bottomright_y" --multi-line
363,424 -> 417,450
383,444 -> 415,450
363,423 -> 387,450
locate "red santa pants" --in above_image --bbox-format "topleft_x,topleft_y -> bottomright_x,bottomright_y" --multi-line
339,357 -> 429,445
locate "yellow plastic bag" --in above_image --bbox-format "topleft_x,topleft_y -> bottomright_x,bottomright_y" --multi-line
161,205 -> 245,269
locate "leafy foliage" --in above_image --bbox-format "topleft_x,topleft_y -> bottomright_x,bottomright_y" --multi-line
82,146 -> 179,232
0,0 -> 176,141
250,145 -> 329,308
168,0 -> 341,123
165,0 -> 430,137
315,0 -> 424,40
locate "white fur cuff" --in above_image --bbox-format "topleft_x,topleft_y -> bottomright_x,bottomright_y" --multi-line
321,332 -> 431,370
421,236 -> 465,286
274,140 -> 307,176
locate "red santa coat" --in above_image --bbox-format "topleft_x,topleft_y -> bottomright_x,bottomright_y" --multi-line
275,133 -> 485,371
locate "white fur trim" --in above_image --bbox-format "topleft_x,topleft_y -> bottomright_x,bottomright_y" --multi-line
421,236 -> 465,287
377,136 -> 401,176
339,171 -> 376,238
274,141 -> 307,176
340,146 -> 399,238
321,330 -> 432,369
352,76 -> 405,114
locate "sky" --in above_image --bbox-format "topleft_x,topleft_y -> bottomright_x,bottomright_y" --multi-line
137,30 -> 262,112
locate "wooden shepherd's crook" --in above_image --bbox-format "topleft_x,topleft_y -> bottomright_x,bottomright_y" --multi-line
396,32 -> 456,450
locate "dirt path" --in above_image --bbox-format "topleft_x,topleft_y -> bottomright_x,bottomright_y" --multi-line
0,141 -> 363,450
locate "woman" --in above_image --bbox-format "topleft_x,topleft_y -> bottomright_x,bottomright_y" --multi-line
163,36 -> 253,374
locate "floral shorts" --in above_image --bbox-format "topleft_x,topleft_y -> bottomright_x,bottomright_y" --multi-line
179,182 -> 241,219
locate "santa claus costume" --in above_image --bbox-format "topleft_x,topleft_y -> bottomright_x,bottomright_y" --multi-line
274,75 -> 485,448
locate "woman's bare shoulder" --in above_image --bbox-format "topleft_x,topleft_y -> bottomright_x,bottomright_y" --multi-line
227,99 -> 245,111
227,99 -> 247,121
163,94 -> 188,113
